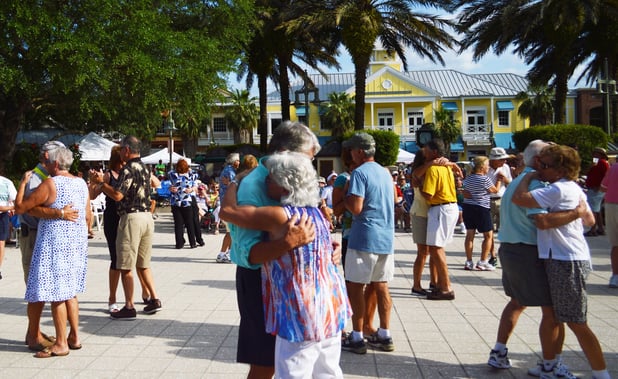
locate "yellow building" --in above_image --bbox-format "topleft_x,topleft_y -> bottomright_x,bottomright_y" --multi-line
202,46 -> 576,162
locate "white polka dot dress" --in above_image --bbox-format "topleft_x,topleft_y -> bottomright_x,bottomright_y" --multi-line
25,176 -> 89,302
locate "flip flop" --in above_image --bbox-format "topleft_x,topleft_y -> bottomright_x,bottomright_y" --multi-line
25,332 -> 56,345
28,339 -> 54,351
34,347 -> 69,358
69,343 -> 82,350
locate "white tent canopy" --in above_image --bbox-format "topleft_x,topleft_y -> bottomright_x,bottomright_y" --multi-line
78,132 -> 118,161
141,148 -> 191,165
397,149 -> 416,164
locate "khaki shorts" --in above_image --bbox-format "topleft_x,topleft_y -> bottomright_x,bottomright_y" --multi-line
344,248 -> 394,284
411,215 -> 427,245
19,228 -> 37,285
116,212 -> 154,270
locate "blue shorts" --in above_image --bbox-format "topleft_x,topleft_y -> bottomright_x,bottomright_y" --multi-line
0,213 -> 9,240
586,189 -> 604,212
462,203 -> 493,233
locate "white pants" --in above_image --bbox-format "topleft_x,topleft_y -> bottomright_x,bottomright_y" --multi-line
275,333 -> 343,379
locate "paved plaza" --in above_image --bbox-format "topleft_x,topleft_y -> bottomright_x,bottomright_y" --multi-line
0,209 -> 617,378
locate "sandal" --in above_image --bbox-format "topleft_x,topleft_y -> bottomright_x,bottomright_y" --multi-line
108,303 -> 120,314
34,347 -> 69,358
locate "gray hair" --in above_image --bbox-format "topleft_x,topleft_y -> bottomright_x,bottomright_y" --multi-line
226,152 -> 240,164
121,135 -> 142,154
265,151 -> 320,207
47,147 -> 74,171
268,121 -> 321,156
523,139 -> 549,167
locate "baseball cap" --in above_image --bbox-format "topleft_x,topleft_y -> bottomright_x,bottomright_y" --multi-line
342,133 -> 375,150
41,140 -> 66,152
327,172 -> 337,182
489,147 -> 509,160
593,147 -> 608,159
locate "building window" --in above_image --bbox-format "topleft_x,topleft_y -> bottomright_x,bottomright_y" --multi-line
498,110 -> 510,126
213,117 -> 227,133
378,110 -> 394,130
298,115 -> 307,125
407,109 -> 424,134
466,109 -> 488,133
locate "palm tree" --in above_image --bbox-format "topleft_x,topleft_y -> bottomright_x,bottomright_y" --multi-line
433,105 -> 461,157
454,0 -> 602,124
515,84 -> 555,126
225,89 -> 259,144
321,91 -> 355,138
285,0 -> 456,130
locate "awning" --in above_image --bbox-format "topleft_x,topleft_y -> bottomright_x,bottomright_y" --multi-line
496,101 -> 515,111
441,102 -> 459,112
295,106 -> 306,116
493,133 -> 514,150
450,139 -> 464,152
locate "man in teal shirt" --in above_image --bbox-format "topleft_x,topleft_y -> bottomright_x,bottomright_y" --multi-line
488,140 -> 586,378
220,121 -> 321,378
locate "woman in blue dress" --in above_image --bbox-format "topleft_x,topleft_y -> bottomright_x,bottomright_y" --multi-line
15,147 -> 90,358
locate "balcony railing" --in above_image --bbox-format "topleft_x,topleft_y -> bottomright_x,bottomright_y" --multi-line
462,124 -> 492,145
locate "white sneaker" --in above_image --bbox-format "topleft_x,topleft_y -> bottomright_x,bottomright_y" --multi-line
464,260 -> 474,270
487,348 -> 511,369
538,361 -> 577,379
216,253 -> 231,263
528,360 -> 570,377
609,274 -> 618,288
476,261 -> 496,271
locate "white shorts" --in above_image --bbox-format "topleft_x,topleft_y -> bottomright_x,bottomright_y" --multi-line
344,248 -> 395,284
275,333 -> 343,379
426,203 -> 459,248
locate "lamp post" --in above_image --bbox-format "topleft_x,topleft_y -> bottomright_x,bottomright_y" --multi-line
597,58 -> 616,135
294,70 -> 320,127
164,110 -> 177,171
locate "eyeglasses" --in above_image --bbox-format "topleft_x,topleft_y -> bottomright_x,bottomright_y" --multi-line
538,160 -> 554,170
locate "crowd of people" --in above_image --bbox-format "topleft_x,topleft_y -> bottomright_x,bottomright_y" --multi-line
0,122 -> 615,379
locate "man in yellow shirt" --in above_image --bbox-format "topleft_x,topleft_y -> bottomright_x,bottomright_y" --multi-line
421,139 -> 459,300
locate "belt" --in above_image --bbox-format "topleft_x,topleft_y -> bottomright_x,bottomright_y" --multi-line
126,209 -> 149,214
430,202 -> 456,207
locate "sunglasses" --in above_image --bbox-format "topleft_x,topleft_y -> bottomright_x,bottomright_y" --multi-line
538,160 -> 554,170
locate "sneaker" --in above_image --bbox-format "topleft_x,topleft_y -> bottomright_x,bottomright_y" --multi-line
487,348 -> 511,369
110,306 -> 137,320
464,260 -> 474,270
488,256 -> 498,267
143,299 -> 162,314
609,274 -> 618,288
366,331 -> 395,352
341,334 -> 367,354
528,360 -> 570,377
476,261 -> 496,271
216,252 -> 231,263
538,362 -> 578,379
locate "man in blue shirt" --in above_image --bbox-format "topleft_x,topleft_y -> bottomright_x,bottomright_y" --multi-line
341,133 -> 395,354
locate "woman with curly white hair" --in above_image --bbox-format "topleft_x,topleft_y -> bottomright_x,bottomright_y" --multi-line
223,151 -> 351,379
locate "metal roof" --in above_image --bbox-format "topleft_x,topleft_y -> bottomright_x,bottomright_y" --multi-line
268,68 -> 529,102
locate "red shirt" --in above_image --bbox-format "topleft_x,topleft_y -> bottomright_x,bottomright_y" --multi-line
586,159 -> 610,189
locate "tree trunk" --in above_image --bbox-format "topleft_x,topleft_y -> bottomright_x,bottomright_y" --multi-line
353,59 -> 369,130
258,74 -> 269,152
0,98 -> 28,175
278,55 -> 291,121
553,71 -> 568,124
